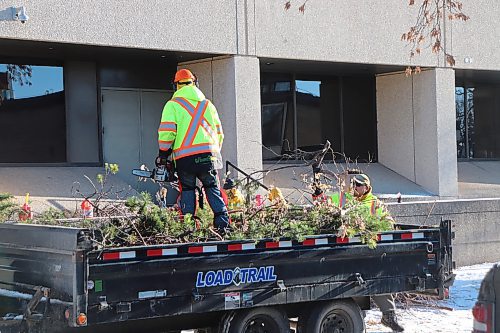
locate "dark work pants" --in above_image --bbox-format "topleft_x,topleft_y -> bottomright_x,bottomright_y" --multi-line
372,294 -> 396,313
177,168 -> 229,230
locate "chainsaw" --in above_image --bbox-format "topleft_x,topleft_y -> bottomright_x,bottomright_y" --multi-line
132,162 -> 177,183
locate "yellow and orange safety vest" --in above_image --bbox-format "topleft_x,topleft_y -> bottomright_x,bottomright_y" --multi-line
158,85 -> 224,160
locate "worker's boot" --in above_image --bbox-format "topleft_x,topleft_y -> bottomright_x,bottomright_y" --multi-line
381,310 -> 404,332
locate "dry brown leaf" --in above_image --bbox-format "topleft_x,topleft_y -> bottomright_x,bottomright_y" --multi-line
405,66 -> 413,77
446,54 -> 456,66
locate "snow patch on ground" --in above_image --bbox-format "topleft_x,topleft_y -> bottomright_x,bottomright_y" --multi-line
366,262 -> 497,333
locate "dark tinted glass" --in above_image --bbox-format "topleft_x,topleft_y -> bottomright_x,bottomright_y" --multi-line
471,84 -> 500,158
261,72 -> 377,161
261,74 -> 294,158
342,76 -> 376,161
0,64 -> 66,163
455,82 -> 500,159
456,87 -> 467,158
295,79 -> 341,154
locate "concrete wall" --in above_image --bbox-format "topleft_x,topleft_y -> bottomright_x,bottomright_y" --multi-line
388,199 -> 500,267
255,0 -> 500,70
181,55 -> 263,175
376,69 -> 458,196
64,61 -> 100,163
376,72 -> 415,182
0,0 -> 237,55
1,1 -> 498,71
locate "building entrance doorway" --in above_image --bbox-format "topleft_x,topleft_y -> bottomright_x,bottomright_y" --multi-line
101,88 -> 173,195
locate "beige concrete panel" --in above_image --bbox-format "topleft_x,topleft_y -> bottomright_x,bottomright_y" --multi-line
236,0 -> 256,55
232,55 -> 262,173
376,72 -> 415,182
412,70 -> 439,192
64,61 -> 99,163
0,0 -> 237,54
448,0 -> 500,70
435,68 -> 458,195
254,0 -> 438,66
212,57 -> 239,170
413,68 -> 458,196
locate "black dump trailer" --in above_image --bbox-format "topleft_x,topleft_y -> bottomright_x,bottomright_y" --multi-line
0,221 -> 454,333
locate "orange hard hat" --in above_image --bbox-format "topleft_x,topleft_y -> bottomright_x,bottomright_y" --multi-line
174,69 -> 195,83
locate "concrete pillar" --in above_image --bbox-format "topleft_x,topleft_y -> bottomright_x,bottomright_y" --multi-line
64,61 -> 100,163
179,55 -> 263,176
376,68 -> 458,196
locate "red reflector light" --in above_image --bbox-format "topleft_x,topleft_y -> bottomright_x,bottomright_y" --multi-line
188,246 -> 203,254
265,241 -> 279,248
228,244 -> 242,251
302,239 -> 315,246
147,249 -> 163,257
443,287 -> 450,299
102,252 -> 120,260
401,233 -> 413,240
472,301 -> 493,333
336,237 -> 348,244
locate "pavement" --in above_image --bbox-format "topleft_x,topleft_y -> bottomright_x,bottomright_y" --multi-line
1,160 -> 500,214
0,166 -> 139,213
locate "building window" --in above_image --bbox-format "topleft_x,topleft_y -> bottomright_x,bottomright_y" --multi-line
0,64 -> 66,163
456,82 -> 500,159
261,73 -> 377,161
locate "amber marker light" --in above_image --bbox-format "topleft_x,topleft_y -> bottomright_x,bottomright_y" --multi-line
76,313 -> 87,325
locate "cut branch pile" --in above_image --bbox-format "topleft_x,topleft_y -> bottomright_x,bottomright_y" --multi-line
0,163 -> 394,250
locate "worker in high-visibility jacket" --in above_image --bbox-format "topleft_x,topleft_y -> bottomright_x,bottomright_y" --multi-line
330,174 -> 403,333
330,173 -> 392,220
156,69 -> 229,232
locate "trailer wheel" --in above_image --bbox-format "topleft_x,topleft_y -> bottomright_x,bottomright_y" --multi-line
221,307 -> 290,333
298,300 -> 365,333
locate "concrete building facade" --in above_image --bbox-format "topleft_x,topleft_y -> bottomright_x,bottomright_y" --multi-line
1,0 -> 500,265
1,1 -> 500,261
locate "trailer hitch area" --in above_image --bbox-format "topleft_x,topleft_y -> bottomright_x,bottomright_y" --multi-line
355,273 -> 366,287
25,286 -> 50,320
408,275 -> 429,292
116,302 -> 132,313
277,280 -> 287,292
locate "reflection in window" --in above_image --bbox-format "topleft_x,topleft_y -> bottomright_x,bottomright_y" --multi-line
261,103 -> 287,159
296,80 -> 323,148
456,83 -> 500,159
0,64 -> 66,163
261,73 -> 376,161
274,81 -> 291,92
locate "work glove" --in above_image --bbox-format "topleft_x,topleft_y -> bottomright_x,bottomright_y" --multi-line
155,149 -> 171,167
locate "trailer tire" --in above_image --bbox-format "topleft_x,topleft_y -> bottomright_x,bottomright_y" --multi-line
298,300 -> 365,333
221,307 -> 289,333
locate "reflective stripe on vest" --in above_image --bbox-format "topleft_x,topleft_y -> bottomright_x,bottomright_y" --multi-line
159,140 -> 174,151
174,143 -> 219,160
171,97 -> 218,159
159,122 -> 176,132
